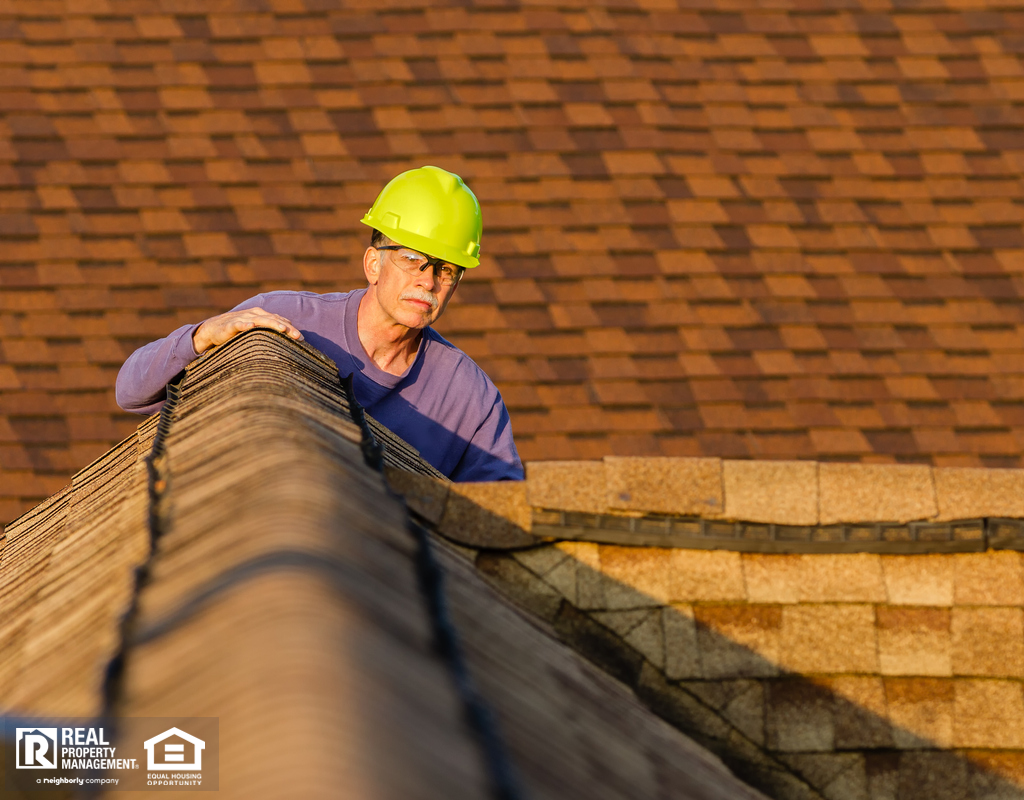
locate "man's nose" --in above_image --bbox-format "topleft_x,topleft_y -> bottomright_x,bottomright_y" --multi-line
415,264 -> 441,291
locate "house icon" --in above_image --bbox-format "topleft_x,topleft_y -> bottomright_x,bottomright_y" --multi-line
143,727 -> 205,771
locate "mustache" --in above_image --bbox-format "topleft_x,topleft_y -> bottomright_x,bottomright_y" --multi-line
399,289 -> 439,310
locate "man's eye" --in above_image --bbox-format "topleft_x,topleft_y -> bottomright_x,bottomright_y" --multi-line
439,266 -> 455,279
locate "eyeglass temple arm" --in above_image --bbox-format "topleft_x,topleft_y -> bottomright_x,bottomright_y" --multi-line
420,255 -> 444,272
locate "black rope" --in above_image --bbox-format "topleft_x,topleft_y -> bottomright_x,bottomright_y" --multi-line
339,371 -> 524,800
69,370 -> 187,797
341,373 -> 385,471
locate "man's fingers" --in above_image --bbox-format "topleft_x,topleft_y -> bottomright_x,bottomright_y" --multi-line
269,322 -> 303,341
196,311 -> 304,352
234,314 -> 303,341
259,317 -> 303,341
265,314 -> 304,341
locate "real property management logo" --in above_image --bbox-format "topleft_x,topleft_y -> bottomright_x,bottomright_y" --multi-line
16,728 -> 58,769
15,726 -> 136,771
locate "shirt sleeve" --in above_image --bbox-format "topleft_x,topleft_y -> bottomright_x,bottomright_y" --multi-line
114,295 -> 265,414
448,389 -> 525,482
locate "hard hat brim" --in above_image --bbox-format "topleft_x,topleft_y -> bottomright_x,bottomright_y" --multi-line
360,215 -> 480,269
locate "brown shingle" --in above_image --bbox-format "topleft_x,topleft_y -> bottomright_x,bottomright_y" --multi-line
526,460 -> 606,514
953,681 -> 1024,749
819,463 -> 937,524
439,481 -> 536,548
952,552 -> 1024,606
722,459 -> 818,525
881,555 -> 955,607
877,607 -> 952,677
605,455 -> 724,517
779,605 -> 879,675
933,466 -> 1024,521
885,677 -> 955,748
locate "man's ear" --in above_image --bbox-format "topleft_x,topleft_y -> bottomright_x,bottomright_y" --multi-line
363,246 -> 382,285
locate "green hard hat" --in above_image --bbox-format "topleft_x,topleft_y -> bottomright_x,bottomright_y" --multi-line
360,165 -> 482,269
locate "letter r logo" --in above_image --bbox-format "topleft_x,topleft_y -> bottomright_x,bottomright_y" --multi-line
15,728 -> 58,769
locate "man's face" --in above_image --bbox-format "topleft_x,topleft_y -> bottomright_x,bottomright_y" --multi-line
362,244 -> 461,331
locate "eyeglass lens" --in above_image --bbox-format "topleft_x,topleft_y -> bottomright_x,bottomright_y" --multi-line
381,247 -> 461,286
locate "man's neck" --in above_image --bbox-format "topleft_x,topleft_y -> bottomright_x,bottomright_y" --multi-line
356,289 -> 423,376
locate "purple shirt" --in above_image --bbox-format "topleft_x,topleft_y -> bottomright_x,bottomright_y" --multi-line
115,288 -> 523,482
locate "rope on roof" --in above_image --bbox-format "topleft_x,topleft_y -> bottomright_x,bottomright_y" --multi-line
341,372 -> 525,800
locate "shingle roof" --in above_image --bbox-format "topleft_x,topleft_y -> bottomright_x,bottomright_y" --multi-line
398,454 -> 1024,554
2,0 -> 1024,527
478,540 -> 1024,800
0,329 -> 772,799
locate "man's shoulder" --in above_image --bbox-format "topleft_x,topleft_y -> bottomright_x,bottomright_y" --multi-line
250,289 -> 362,324
256,289 -> 355,308
423,327 -> 473,367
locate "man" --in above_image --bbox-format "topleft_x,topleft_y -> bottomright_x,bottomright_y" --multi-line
116,166 -> 523,482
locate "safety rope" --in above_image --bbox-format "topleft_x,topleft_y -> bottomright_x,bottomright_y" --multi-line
68,369 -> 187,797
340,373 -> 524,800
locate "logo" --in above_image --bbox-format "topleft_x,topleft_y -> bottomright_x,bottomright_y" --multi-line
15,728 -> 58,769
143,728 -> 205,772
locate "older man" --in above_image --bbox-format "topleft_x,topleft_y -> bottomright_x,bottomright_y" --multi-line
116,166 -> 523,482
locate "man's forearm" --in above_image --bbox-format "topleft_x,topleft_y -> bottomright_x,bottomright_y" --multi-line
115,322 -> 202,414
115,295 -> 295,414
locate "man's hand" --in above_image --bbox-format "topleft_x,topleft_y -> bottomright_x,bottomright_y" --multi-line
192,308 -> 304,354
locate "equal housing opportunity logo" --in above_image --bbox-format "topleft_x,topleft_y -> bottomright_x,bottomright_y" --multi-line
5,718 -> 218,792
145,727 -> 205,771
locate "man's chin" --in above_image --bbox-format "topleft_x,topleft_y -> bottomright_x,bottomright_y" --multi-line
394,308 -> 435,329
399,299 -> 437,322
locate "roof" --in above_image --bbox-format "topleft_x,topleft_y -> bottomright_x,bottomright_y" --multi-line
2,0 -> 1024,528
0,329 -> 771,799
393,452 -> 1024,554
8,329 -> 1024,799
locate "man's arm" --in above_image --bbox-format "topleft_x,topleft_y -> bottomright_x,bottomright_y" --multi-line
115,302 -> 304,414
115,322 -> 202,414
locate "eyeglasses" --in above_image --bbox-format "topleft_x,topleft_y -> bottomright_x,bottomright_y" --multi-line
374,246 -> 464,288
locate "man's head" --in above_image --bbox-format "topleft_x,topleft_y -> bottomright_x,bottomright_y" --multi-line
360,166 -> 482,331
